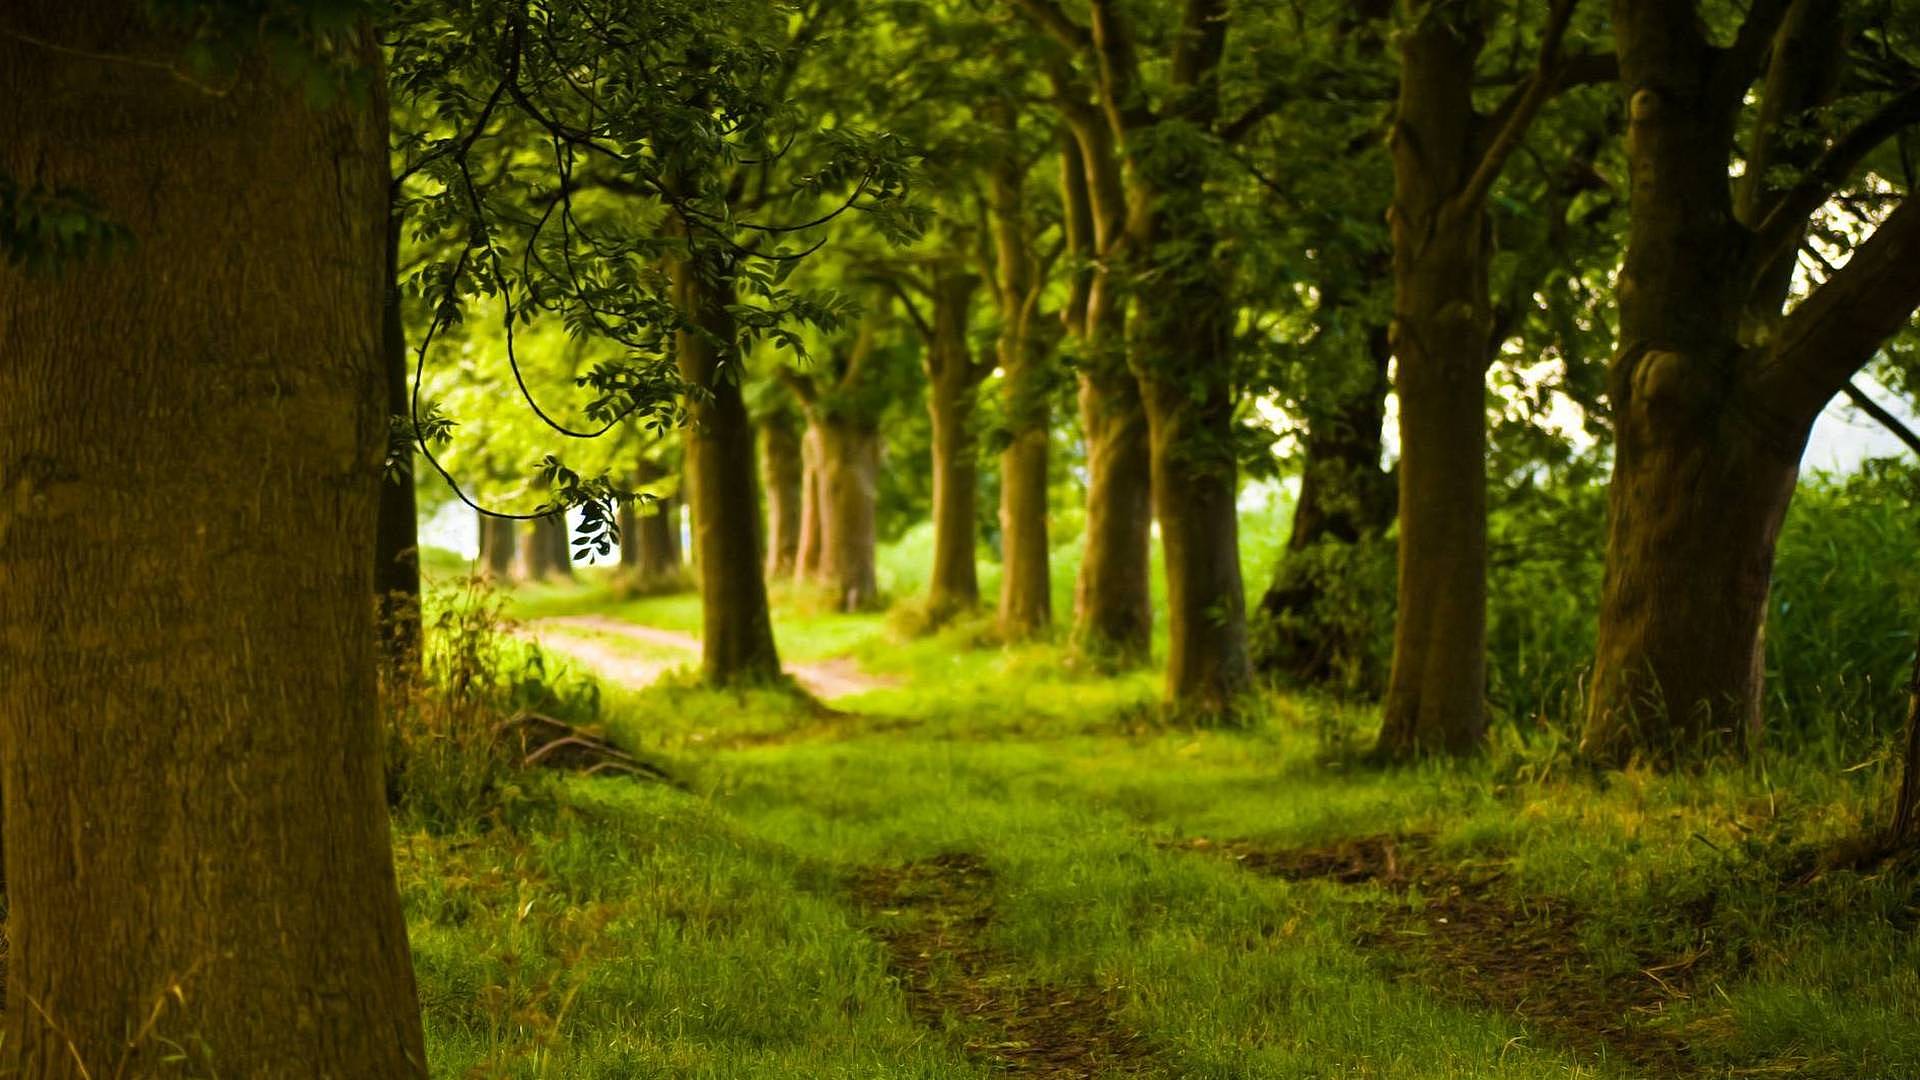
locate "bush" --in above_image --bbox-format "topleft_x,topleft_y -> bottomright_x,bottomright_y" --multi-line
385,579 -> 605,833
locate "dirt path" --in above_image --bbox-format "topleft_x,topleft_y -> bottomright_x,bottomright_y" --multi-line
527,613 -> 894,700
851,854 -> 1154,1077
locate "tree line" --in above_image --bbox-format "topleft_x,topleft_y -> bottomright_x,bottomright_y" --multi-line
1,0 -> 1918,1074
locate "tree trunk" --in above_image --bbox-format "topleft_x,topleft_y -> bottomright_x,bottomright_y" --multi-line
815,418 -> 882,612
517,517 -> 561,580
633,499 -> 680,581
1256,323 -> 1393,688
925,269 -> 986,622
1125,153 -> 1250,713
1375,4 -> 1499,758
1138,301 -> 1252,715
0,14 -> 426,1075
376,210 -> 423,670
1585,394 -> 1799,760
990,153 -> 1053,640
1074,365 -> 1154,662
1584,0 -> 1876,763
674,255 -> 783,683
547,512 -> 575,575
479,512 -> 516,579
761,411 -> 804,580
618,497 -> 641,569
796,424 -> 825,580
1062,95 -> 1153,664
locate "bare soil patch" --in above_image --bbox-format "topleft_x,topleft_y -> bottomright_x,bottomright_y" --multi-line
531,614 -> 899,700
850,854 -> 1154,1078
1179,832 -> 1729,1074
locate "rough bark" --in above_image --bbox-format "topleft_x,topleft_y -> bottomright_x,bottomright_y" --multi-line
921,268 -> 987,621
0,13 -> 426,1075
1377,0 -> 1576,757
1060,93 -> 1153,664
376,209 -> 423,670
989,148 -> 1054,640
1256,323 -> 1394,687
674,254 -> 783,683
1118,0 -> 1251,714
761,410 -> 804,580
1585,0 -> 1920,763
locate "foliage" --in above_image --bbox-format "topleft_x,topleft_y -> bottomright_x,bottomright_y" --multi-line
385,579 -> 605,833
386,0 -> 920,544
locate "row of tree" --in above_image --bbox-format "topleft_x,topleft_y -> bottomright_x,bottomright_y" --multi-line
567,0 -> 1920,772
2,0 -> 1918,1074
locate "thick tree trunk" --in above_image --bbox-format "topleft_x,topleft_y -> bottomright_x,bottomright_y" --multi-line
1062,98 -> 1153,664
990,157 -> 1053,640
1138,302 -> 1252,715
1584,0 -> 1871,763
1375,5 -> 1498,758
815,418 -> 882,612
376,210 -> 423,670
1585,385 -> 1799,760
761,411 -> 804,580
0,14 -> 426,1075
674,256 -> 782,683
479,512 -> 516,579
1124,161 -> 1250,712
925,270 -> 985,622
796,424 -> 825,580
1256,324 -> 1393,687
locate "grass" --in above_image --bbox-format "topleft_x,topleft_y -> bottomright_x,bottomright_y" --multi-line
392,559 -> 1920,1079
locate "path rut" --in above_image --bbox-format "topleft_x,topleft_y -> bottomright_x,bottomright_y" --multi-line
527,613 -> 893,700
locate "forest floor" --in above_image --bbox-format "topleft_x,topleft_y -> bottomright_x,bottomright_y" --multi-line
398,571 -> 1920,1080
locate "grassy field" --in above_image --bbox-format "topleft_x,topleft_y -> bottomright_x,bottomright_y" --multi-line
395,563 -> 1920,1079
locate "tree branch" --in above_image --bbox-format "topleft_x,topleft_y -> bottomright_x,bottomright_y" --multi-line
1004,0 -> 1092,51
1843,381 -> 1920,456
880,276 -> 934,343
1711,0 -> 1797,109
1754,193 -> 1920,419
1087,0 -> 1154,133
1749,82 -> 1920,277
1454,0 -> 1580,214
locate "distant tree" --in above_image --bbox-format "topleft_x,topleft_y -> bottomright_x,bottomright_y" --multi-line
0,8 -> 426,1073
1012,0 -> 1251,716
1052,62 -> 1153,666
784,302 -> 914,612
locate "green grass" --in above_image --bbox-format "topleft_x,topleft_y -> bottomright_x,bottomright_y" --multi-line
396,568 -> 1920,1079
